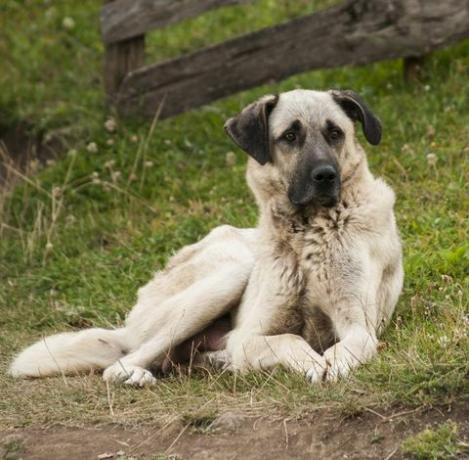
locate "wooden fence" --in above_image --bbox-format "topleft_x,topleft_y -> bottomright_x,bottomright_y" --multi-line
101,0 -> 469,119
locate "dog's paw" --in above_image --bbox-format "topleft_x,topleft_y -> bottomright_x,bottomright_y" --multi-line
321,348 -> 353,382
124,367 -> 157,387
305,361 -> 328,383
306,366 -> 323,383
304,357 -> 328,383
103,362 -> 156,387
198,350 -> 232,370
323,359 -> 352,382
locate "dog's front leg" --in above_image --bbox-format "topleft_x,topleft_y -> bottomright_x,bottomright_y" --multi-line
226,256 -> 327,378
227,332 -> 327,377
318,302 -> 379,382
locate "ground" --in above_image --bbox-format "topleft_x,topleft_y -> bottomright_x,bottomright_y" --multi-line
2,407 -> 468,460
0,1 -> 468,459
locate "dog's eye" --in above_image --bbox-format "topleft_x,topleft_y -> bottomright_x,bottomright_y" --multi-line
328,128 -> 343,141
283,131 -> 297,143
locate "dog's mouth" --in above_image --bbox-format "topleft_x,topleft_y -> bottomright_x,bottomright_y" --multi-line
288,191 -> 339,209
317,195 -> 339,208
288,184 -> 340,208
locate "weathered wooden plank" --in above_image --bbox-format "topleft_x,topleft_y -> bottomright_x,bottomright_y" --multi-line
101,0 -> 252,44
103,0 -> 146,97
104,35 -> 145,97
116,0 -> 469,119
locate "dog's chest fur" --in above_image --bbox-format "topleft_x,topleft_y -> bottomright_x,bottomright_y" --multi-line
268,197 -> 365,351
300,205 -> 353,277
288,200 -> 361,286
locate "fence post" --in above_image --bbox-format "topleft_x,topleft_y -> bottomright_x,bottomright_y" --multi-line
403,55 -> 426,82
103,0 -> 145,100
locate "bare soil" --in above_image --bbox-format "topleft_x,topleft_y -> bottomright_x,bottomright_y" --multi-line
1,406 -> 467,460
0,121 -> 66,186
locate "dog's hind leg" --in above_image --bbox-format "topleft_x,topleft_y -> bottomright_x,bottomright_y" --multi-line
103,261 -> 251,385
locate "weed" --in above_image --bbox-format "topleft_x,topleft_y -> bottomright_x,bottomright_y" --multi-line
402,421 -> 463,459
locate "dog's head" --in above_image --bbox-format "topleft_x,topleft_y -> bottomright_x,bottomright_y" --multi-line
225,89 -> 381,208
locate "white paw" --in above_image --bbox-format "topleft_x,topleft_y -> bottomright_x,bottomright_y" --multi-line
124,367 -> 157,387
305,360 -> 327,383
103,362 -> 156,387
200,350 -> 232,370
324,359 -> 351,382
322,348 -> 353,382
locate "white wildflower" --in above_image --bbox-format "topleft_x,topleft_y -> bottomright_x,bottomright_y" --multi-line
87,142 -> 98,153
426,153 -> 437,167
52,186 -> 62,198
144,161 -> 154,168
401,144 -> 411,154
426,125 -> 435,139
437,335 -> 450,347
29,159 -> 39,172
106,138 -> 114,146
62,17 -> 75,30
225,151 -> 236,167
104,118 -> 117,133
91,172 -> 100,184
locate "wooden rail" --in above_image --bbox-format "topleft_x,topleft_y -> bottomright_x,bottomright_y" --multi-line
101,0 -> 469,119
102,0 -> 251,96
101,0 -> 251,44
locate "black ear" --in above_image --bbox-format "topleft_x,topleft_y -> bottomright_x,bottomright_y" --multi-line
224,95 -> 278,165
331,90 -> 382,145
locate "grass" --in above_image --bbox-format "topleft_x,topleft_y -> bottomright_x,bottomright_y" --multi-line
402,421 -> 464,459
0,0 -> 468,438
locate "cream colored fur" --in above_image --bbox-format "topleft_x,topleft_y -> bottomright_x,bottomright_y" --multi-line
10,90 -> 403,386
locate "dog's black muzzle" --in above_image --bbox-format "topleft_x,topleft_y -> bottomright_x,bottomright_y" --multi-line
310,163 -> 340,208
288,161 -> 340,208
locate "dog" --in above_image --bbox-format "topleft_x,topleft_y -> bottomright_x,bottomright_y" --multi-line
9,89 -> 403,385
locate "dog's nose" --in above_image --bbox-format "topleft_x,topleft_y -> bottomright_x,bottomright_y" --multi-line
311,165 -> 337,185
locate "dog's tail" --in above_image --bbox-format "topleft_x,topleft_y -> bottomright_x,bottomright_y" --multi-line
9,328 -> 129,378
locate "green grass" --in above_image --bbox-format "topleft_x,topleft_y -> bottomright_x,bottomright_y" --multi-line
402,421 -> 464,459
0,0 -> 468,431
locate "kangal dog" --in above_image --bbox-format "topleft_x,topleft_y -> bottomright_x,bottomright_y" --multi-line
10,89 -> 403,386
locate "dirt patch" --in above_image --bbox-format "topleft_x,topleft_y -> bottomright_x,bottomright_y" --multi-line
0,121 -> 68,187
1,406 -> 467,460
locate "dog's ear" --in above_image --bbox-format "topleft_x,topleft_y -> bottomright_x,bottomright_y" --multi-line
330,90 -> 382,145
224,95 -> 278,165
